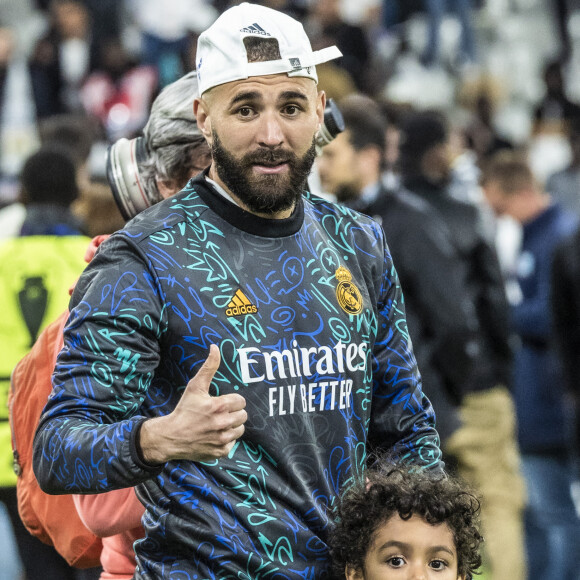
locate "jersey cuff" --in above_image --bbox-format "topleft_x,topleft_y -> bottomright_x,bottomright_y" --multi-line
131,417 -> 165,474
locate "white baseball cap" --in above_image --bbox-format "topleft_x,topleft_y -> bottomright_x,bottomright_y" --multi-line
196,2 -> 342,95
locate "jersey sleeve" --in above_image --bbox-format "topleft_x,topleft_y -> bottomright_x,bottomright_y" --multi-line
33,235 -> 167,494
367,227 -> 442,470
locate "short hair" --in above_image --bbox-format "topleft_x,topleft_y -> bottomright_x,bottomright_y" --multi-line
338,95 -> 387,153
480,150 -> 535,195
398,109 -> 449,176
328,465 -> 483,579
140,139 -> 209,193
140,72 -> 210,194
20,146 -> 79,206
243,36 -> 281,62
38,114 -> 96,167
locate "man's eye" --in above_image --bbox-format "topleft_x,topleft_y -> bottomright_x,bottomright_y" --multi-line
239,107 -> 253,117
284,105 -> 299,115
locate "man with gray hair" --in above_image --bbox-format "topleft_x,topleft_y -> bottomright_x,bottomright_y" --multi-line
107,70 -> 210,219
34,4 -> 442,578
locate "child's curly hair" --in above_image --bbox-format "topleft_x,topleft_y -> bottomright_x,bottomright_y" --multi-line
328,465 -> 484,579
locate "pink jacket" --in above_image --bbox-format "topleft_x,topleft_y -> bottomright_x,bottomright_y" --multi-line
73,489 -> 144,580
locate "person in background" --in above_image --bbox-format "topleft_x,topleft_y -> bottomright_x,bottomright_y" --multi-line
552,0 -> 572,63
421,0 -> 477,70
0,112 -> 98,241
545,116 -> 580,217
28,0 -> 92,119
317,94 -> 478,452
481,149 -> 580,580
33,4 -> 443,578
0,499 -> 23,578
461,83 -> 514,168
137,72 -> 211,199
304,0 -> 371,93
79,37 -> 158,142
37,112 -> 127,238
0,146 -> 97,580
533,59 -> 580,136
38,113 -> 97,186
398,109 -> 527,580
377,99 -> 411,191
126,0 -> 218,88
551,224 -> 580,476
328,461 -> 484,579
18,146 -> 86,236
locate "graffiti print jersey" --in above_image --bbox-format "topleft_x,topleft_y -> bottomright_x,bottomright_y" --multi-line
34,176 -> 441,579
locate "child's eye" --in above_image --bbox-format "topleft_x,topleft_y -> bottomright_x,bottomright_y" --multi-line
430,559 -> 448,571
387,556 -> 405,568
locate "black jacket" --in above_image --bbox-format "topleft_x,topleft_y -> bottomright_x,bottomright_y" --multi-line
551,226 -> 580,450
404,176 -> 514,393
356,185 -> 479,442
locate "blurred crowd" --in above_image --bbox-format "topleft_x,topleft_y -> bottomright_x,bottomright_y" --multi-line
2,0 -> 580,579
0,0 -> 577,186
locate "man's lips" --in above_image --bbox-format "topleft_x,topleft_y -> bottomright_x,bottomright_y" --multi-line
252,161 -> 289,174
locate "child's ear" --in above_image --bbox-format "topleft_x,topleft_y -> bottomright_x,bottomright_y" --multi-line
345,564 -> 364,580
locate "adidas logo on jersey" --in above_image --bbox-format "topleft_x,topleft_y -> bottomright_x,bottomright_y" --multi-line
226,289 -> 258,317
240,23 -> 271,36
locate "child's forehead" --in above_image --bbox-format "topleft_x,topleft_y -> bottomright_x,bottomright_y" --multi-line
373,513 -> 457,552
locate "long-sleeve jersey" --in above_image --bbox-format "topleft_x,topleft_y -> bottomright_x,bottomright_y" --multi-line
34,175 -> 442,579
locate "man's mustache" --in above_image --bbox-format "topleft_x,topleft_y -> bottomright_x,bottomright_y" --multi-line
243,148 -> 294,166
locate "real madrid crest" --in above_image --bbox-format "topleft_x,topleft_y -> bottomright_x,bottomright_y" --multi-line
335,266 -> 363,315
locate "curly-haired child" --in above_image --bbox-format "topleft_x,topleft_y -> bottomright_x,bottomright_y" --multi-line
328,465 -> 484,579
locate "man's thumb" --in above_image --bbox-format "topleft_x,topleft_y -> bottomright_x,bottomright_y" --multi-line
186,344 -> 221,395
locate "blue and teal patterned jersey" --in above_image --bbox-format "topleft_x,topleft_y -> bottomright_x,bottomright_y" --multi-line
34,175 -> 441,579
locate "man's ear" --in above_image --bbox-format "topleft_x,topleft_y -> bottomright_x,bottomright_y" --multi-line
155,176 -> 178,199
360,144 -> 382,169
194,98 -> 212,142
317,89 -> 327,128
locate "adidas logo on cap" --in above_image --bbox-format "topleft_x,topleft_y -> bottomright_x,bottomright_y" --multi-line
226,289 -> 258,317
240,22 -> 271,36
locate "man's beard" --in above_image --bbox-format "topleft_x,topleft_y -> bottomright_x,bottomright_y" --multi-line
211,131 -> 317,215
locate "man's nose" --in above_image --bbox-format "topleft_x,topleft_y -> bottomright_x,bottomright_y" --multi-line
257,112 -> 284,147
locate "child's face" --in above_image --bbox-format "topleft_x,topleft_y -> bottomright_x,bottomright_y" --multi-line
345,514 -> 465,580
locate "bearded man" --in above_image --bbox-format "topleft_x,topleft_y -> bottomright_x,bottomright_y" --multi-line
33,4 -> 442,578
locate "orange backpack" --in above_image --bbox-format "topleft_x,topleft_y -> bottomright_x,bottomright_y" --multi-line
8,311 -> 103,568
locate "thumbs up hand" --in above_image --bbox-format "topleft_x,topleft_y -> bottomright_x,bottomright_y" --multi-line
139,344 -> 247,464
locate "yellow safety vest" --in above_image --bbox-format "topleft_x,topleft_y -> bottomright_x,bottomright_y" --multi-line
0,235 -> 90,487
